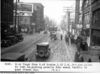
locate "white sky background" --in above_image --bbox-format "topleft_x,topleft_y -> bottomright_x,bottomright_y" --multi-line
20,0 -> 75,25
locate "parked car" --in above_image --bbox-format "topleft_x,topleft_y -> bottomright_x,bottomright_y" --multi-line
35,42 -> 50,58
15,33 -> 23,42
1,39 -> 11,47
1,35 -> 17,47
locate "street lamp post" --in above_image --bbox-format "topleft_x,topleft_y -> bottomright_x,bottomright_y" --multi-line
15,0 -> 20,33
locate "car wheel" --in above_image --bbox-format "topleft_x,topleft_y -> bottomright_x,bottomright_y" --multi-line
38,51 -> 44,57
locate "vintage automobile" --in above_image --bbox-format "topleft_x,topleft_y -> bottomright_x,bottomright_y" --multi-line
35,42 -> 50,58
15,33 -> 23,42
50,32 -> 57,40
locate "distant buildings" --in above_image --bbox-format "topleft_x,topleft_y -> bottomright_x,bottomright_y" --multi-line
17,3 -> 44,33
1,1 -> 45,47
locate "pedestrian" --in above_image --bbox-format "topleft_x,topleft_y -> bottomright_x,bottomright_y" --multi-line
80,41 -> 88,51
61,34 -> 63,40
68,36 -> 71,45
76,36 -> 82,52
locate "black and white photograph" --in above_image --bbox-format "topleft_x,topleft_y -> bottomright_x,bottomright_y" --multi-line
1,0 -> 100,62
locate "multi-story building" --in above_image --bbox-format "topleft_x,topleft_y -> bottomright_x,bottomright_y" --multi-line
90,0 -> 100,45
1,0 -> 14,25
33,3 -> 44,32
77,0 -> 100,62
1,0 -> 14,38
15,2 -> 34,33
81,0 -> 91,36
1,0 -> 24,48
17,3 -> 44,33
81,0 -> 100,44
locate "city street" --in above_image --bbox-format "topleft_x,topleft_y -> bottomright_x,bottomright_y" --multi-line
1,33 -> 77,62
25,33 -> 77,62
1,0 -> 100,63
1,33 -> 49,59
47,38 -> 77,62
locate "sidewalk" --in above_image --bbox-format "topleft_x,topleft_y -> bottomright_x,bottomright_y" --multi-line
63,36 -> 77,62
1,33 -> 44,55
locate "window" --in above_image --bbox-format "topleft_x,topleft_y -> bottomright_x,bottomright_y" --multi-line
84,13 -> 90,26
85,0 -> 89,7
92,0 -> 99,4
92,9 -> 100,26
91,30 -> 100,46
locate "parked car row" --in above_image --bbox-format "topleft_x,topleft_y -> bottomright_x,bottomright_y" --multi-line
1,34 -> 23,48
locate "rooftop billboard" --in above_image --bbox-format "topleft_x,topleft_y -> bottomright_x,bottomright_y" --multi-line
17,3 -> 33,13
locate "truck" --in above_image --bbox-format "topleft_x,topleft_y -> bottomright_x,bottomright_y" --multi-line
77,0 -> 100,62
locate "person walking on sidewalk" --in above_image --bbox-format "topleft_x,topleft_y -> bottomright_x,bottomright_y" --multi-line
61,34 -> 63,40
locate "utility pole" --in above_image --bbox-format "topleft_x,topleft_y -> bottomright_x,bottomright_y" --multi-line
67,10 -> 71,33
75,0 -> 80,25
74,0 -> 80,37
63,7 -> 72,33
17,0 -> 20,33
67,10 -> 71,45
64,8 -> 72,45
89,0 -> 92,46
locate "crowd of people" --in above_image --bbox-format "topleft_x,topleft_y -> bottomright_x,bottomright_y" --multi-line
65,30 -> 89,52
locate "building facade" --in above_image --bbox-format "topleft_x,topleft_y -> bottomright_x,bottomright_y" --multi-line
33,3 -> 44,32
1,0 -> 14,38
17,3 -> 44,33
91,0 -> 100,29
1,0 -> 14,25
81,0 -> 91,37
82,0 -> 91,29
90,0 -> 100,45
82,0 -> 100,45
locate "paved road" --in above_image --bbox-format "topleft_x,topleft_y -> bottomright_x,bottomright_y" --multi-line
1,33 -> 48,59
1,33 -> 77,62
48,37 -> 77,62
29,33 -> 77,62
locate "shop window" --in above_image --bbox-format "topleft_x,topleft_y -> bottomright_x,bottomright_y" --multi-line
91,30 -> 100,46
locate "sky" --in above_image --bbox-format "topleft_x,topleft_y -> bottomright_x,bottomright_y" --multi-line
20,0 -> 75,25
